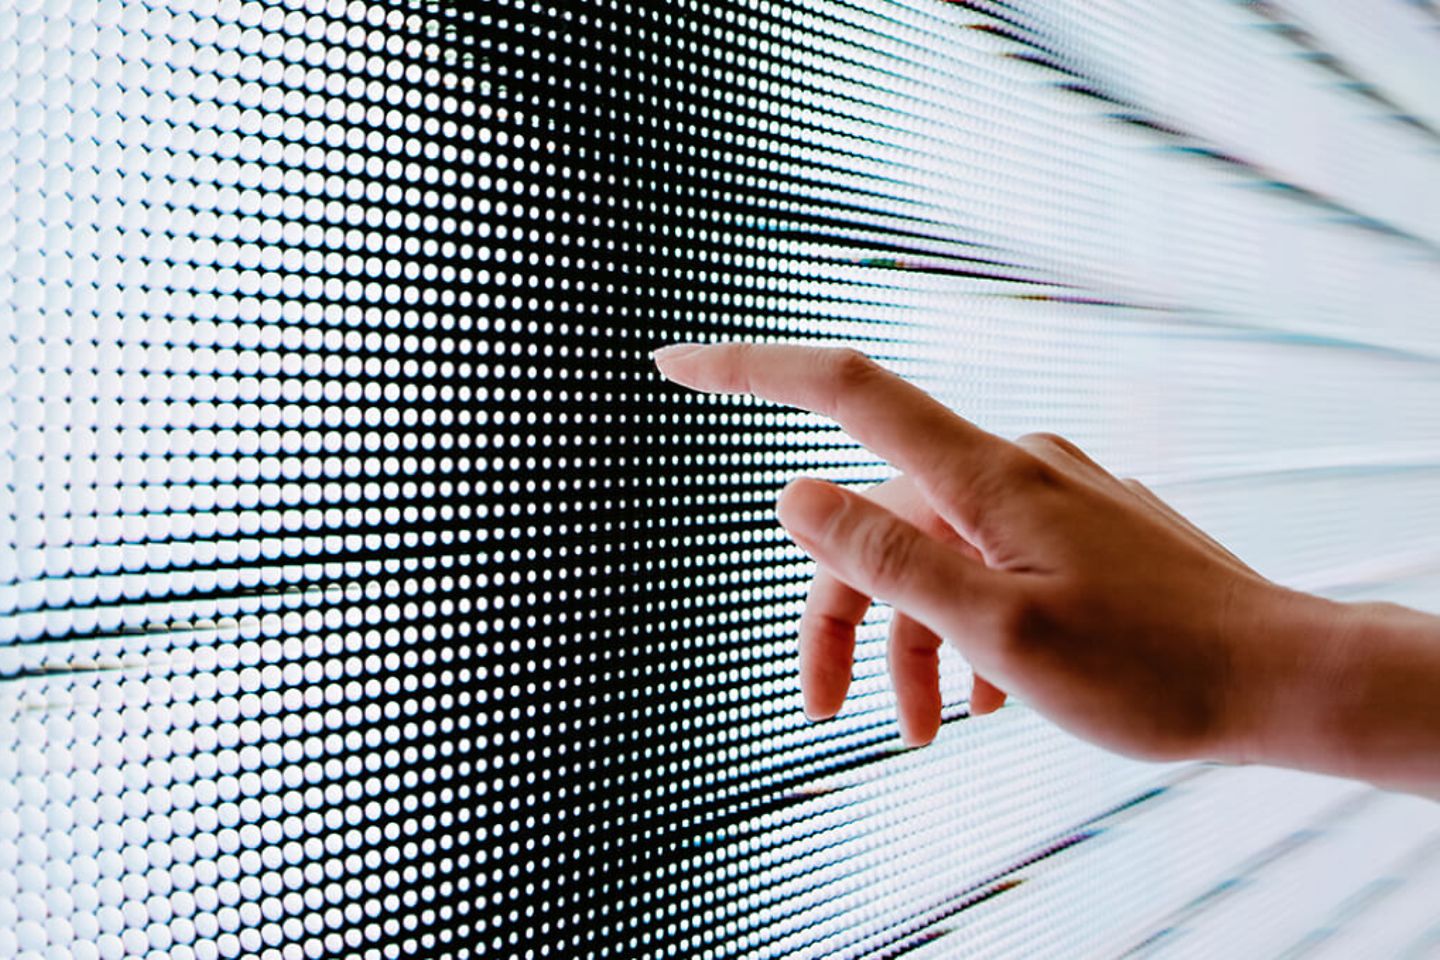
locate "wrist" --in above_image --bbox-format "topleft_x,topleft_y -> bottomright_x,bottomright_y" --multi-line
1222,585 -> 1353,767
1228,587 -> 1440,795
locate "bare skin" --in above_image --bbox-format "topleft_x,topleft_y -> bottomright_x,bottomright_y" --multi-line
654,341 -> 1440,798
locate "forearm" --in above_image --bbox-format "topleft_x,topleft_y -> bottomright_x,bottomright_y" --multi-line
1235,589 -> 1440,797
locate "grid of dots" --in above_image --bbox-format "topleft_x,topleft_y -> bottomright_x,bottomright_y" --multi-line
2,1 -> 1440,959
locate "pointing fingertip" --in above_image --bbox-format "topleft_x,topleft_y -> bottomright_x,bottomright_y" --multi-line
651,342 -> 707,367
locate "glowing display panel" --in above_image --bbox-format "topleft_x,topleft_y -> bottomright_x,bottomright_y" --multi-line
2,1 -> 1440,958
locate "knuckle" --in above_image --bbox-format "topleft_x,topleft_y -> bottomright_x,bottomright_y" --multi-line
858,517 -> 916,588
831,347 -> 878,386
721,341 -> 755,391
826,348 -> 884,421
1003,446 -> 1066,490
1016,431 -> 1083,462
1016,431 -> 1067,451
799,607 -> 852,646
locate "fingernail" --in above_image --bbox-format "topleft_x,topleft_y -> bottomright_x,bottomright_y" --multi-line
777,479 -> 845,540
651,343 -> 706,365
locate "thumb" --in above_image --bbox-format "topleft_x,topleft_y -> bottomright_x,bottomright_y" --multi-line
776,478 -> 1012,656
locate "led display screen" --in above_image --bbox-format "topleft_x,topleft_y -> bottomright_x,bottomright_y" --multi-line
2,1 -> 1440,958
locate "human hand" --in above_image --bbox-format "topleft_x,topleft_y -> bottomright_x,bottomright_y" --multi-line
652,341 -> 1341,765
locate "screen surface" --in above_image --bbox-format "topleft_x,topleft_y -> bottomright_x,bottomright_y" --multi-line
3,1 -> 1440,958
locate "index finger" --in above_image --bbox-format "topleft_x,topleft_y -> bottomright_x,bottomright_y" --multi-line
653,341 -> 1014,524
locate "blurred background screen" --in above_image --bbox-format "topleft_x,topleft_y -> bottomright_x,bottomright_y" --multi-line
3,0 -> 1440,958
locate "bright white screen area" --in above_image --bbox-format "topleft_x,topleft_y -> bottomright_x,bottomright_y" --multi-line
2,1 -> 1440,958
